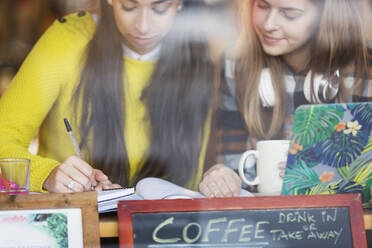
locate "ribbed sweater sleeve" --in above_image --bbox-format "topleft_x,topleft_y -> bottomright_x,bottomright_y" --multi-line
0,13 -> 95,192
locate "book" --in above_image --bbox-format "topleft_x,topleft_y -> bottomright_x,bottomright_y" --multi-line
98,193 -> 143,213
98,187 -> 135,202
98,187 -> 137,213
98,177 -> 254,213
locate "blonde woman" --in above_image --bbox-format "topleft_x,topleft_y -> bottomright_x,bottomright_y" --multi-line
199,0 -> 372,197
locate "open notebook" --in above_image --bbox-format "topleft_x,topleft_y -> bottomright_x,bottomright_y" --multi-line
282,102 -> 372,204
98,177 -> 253,213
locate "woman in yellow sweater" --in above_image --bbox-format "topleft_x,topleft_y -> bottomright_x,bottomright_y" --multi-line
0,0 -> 216,193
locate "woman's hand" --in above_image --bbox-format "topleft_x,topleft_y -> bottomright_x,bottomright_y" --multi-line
199,164 -> 242,198
43,156 -> 108,193
93,179 -> 122,192
278,161 -> 286,179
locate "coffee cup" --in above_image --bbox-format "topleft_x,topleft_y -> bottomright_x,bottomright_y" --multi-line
238,140 -> 289,195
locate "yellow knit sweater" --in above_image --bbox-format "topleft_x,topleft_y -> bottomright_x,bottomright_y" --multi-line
0,12 -> 210,192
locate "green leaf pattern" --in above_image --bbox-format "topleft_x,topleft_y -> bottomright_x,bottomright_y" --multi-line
283,103 -> 372,203
292,105 -> 344,146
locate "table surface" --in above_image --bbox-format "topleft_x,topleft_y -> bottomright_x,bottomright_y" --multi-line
99,208 -> 372,238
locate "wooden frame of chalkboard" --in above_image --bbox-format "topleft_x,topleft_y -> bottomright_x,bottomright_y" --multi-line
118,194 -> 366,248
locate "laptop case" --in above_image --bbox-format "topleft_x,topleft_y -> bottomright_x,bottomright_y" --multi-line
282,102 -> 372,204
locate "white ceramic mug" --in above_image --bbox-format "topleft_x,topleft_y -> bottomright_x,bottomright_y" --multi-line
238,140 -> 290,195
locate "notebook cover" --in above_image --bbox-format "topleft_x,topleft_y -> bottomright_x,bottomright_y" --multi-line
282,103 -> 372,203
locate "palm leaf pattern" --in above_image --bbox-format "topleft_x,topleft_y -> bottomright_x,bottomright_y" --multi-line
330,134 -> 372,201
292,105 -> 344,147
283,160 -> 321,195
287,146 -> 319,169
362,130 -> 372,155
314,128 -> 368,168
306,182 -> 338,195
348,103 -> 372,129
351,155 -> 372,185
338,130 -> 372,185
337,181 -> 365,195
363,131 -> 372,201
283,103 -> 372,203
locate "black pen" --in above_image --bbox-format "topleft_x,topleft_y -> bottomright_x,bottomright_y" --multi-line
64,118 -> 120,191
64,118 -> 83,158
64,118 -> 97,191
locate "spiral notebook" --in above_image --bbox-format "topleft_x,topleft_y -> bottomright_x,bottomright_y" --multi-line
282,102 -> 372,204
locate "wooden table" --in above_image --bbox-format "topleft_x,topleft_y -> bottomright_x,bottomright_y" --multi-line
99,209 -> 372,238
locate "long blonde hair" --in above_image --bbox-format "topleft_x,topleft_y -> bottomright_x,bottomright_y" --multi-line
235,0 -> 371,140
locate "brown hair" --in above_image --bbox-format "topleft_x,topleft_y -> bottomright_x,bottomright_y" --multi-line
74,0 -> 216,187
235,0 -> 371,139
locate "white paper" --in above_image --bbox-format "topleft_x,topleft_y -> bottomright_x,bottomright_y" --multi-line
97,187 -> 135,202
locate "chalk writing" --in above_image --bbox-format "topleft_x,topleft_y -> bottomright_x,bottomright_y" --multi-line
132,208 -> 352,248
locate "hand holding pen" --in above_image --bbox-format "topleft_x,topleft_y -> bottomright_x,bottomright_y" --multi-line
63,118 -> 121,191
42,118 -> 109,193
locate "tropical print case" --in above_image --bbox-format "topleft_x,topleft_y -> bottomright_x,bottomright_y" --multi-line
282,103 -> 372,204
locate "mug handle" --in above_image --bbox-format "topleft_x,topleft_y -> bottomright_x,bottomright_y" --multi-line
238,150 -> 260,186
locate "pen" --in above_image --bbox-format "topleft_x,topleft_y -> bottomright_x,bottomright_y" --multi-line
63,118 -> 83,158
64,118 -> 99,191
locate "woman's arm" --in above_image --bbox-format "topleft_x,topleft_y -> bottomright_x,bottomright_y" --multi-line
0,13 -> 99,192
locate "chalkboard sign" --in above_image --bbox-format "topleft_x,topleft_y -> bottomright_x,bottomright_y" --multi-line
118,194 -> 366,248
